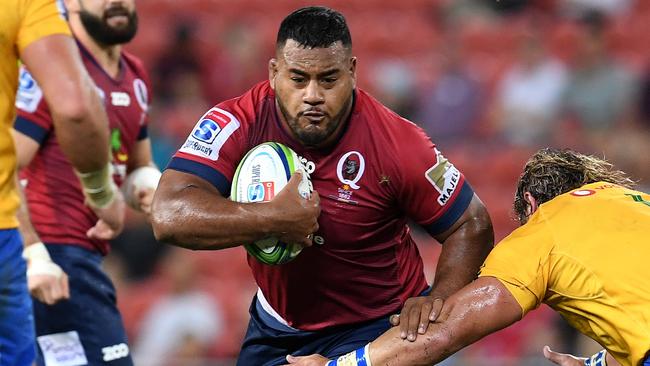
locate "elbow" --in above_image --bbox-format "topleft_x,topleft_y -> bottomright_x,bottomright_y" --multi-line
49,81 -> 101,127
150,194 -> 179,245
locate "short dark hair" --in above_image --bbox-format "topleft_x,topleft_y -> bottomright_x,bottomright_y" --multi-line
276,6 -> 352,50
513,148 -> 635,223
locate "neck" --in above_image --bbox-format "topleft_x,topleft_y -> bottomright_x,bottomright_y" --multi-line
70,18 -> 122,79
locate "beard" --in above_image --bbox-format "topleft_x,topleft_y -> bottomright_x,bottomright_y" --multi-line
276,95 -> 353,148
79,5 -> 138,46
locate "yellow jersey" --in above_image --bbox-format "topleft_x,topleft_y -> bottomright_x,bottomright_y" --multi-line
480,182 -> 650,366
0,0 -> 70,228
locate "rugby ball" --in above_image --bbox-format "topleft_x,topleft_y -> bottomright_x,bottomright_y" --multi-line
231,142 -> 312,265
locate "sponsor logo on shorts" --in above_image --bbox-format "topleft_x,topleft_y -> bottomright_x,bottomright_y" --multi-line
102,343 -> 130,362
425,148 -> 461,205
37,331 -> 88,366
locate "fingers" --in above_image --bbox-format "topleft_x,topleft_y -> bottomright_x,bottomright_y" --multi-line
28,275 -> 70,305
87,220 -> 117,240
399,304 -> 410,339
542,345 -> 582,366
429,297 -> 444,321
406,304 -> 422,341
417,301 -> 433,334
390,314 -> 400,326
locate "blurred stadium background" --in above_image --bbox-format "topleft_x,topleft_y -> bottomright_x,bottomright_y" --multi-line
105,0 -> 650,364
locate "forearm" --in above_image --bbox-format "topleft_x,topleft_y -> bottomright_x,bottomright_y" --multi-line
15,175 -> 40,246
152,178 -> 279,250
370,278 -> 520,365
22,34 -> 110,173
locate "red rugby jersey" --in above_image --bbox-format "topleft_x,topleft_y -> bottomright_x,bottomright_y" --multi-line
14,42 -> 151,255
169,81 -> 474,330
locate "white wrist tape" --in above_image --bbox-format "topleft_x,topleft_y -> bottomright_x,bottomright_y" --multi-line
326,344 -> 372,366
75,163 -> 116,208
585,350 -> 607,366
23,242 -> 63,278
122,166 -> 161,210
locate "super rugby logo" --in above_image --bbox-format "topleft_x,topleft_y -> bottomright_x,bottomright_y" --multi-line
247,163 -> 275,202
15,67 -> 43,113
180,107 -> 241,160
425,148 -> 460,205
336,151 -> 365,190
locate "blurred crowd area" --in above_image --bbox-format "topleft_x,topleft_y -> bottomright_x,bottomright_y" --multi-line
105,0 -> 650,364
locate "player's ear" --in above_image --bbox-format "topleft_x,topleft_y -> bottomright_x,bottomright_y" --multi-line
349,57 -> 357,87
268,58 -> 278,90
523,192 -> 538,217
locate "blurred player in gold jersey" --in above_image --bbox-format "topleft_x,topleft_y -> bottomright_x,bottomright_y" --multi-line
288,148 -> 650,366
1,0 -> 123,364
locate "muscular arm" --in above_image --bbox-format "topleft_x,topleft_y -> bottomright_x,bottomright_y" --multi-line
151,169 -> 319,250
371,277 -> 522,365
431,194 -> 494,299
20,34 -> 109,173
396,194 -> 494,339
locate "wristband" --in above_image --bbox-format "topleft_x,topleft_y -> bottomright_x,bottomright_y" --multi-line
23,242 -> 63,278
326,344 -> 372,366
75,163 -> 116,208
585,350 -> 607,366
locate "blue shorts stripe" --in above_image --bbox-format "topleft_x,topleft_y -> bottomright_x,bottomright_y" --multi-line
166,157 -> 231,196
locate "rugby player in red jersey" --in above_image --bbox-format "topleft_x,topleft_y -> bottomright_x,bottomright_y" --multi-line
13,0 -> 157,364
152,6 -> 494,365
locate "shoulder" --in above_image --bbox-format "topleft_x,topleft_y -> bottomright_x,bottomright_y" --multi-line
216,80 -> 273,123
121,51 -> 150,81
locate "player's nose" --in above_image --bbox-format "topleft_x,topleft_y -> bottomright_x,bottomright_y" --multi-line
302,80 -> 324,105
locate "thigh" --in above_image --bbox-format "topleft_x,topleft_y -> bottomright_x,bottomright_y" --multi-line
0,229 -> 36,366
33,245 -> 132,366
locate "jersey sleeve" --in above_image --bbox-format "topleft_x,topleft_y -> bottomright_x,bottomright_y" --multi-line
17,0 -> 71,53
14,66 -> 53,144
479,214 -> 555,315
396,125 -> 474,236
166,105 -> 247,196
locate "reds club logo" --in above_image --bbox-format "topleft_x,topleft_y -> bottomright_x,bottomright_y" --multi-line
336,151 -> 365,190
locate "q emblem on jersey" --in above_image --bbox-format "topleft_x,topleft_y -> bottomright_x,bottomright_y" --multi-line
133,79 -> 148,112
425,148 -> 461,205
180,107 -> 241,160
15,67 -> 43,113
336,151 -> 365,190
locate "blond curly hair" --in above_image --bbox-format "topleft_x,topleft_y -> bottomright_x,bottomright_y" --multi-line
513,148 -> 635,223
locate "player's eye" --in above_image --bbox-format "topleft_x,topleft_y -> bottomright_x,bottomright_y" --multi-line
291,77 -> 306,83
322,78 -> 337,84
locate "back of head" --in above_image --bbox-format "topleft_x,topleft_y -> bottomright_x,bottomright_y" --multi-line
513,148 -> 635,223
276,6 -> 352,50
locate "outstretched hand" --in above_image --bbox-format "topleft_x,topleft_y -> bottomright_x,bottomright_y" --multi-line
390,296 -> 444,341
543,346 -> 586,366
282,354 -> 329,366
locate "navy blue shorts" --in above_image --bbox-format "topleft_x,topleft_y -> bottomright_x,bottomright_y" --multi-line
0,229 -> 36,366
237,296 -> 392,366
33,244 -> 133,366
